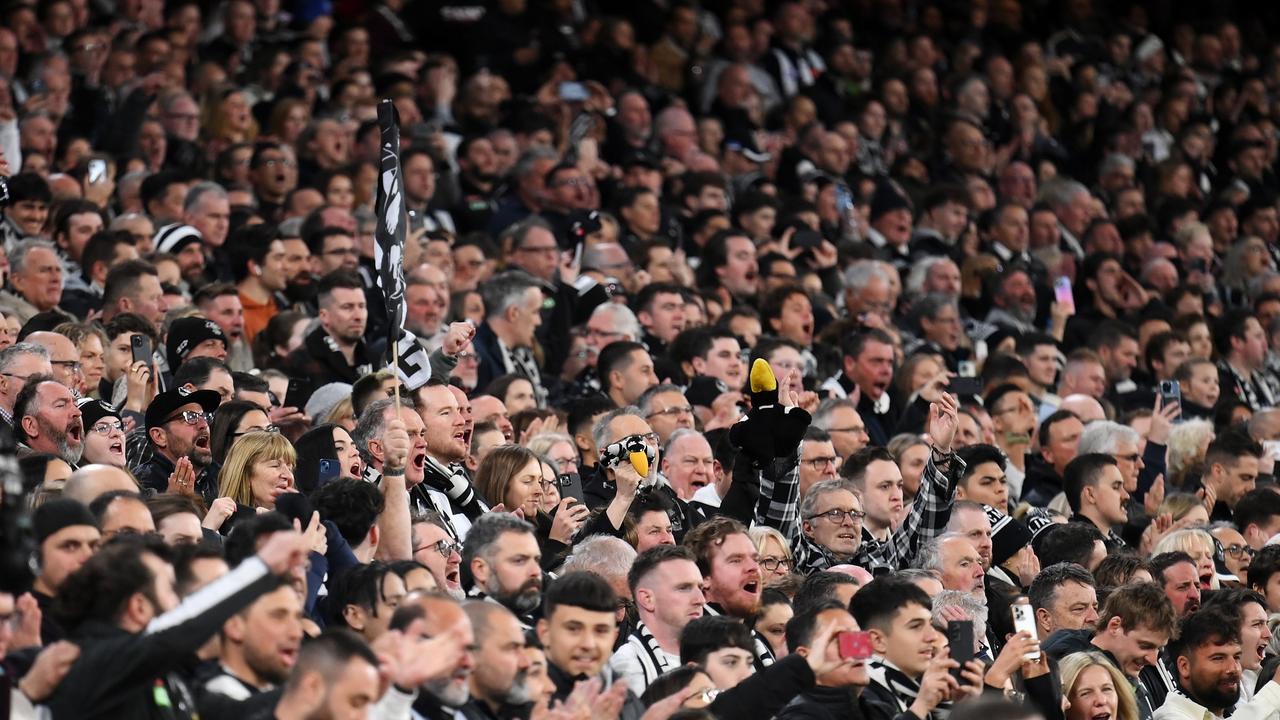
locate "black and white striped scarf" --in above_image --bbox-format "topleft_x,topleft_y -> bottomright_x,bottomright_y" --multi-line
867,657 -> 951,720
623,621 -> 680,688
703,603 -> 776,671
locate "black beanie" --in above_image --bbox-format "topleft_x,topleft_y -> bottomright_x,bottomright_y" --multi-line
985,504 -> 1033,567
33,498 -> 97,543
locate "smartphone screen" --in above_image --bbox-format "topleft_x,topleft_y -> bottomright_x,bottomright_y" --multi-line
88,159 -> 106,185
317,458 -> 341,487
1160,380 -> 1182,413
837,631 -> 874,660
1054,277 -> 1075,312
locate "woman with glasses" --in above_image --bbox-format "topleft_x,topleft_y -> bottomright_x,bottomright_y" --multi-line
217,430 -> 297,510
748,526 -> 796,581
293,423 -> 365,495
208,399 -> 274,462
77,397 -> 126,467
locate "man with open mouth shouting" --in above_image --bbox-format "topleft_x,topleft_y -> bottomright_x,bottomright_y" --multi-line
1154,605 -> 1280,720
134,386 -> 220,501
14,376 -> 85,466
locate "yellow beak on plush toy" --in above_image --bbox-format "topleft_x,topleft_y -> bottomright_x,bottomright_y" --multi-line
750,359 -> 778,393
629,451 -> 649,477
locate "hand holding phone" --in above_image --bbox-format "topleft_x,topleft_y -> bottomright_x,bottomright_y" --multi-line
130,334 -> 152,364
837,630 -> 874,660
1053,276 -> 1074,313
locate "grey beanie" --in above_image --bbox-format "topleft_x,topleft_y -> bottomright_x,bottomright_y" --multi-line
305,382 -> 352,421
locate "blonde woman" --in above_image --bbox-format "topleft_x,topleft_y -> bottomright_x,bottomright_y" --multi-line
1153,528 -> 1219,590
1156,493 -> 1210,529
1060,651 -> 1139,720
748,525 -> 795,581
1167,419 -> 1214,487
217,431 -> 297,510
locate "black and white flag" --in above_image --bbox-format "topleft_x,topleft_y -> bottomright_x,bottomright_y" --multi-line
375,99 -> 433,390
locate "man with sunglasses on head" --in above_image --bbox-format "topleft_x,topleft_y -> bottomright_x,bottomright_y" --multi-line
134,385 -> 220,502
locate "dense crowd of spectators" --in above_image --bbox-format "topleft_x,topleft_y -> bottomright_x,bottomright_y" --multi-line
7,1 -> 1280,720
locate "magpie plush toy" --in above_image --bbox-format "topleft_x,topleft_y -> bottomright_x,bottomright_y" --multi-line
729,359 -> 812,465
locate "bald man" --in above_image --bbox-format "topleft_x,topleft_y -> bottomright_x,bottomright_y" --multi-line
1058,394 -> 1106,423
25,331 -> 81,390
63,464 -> 141,504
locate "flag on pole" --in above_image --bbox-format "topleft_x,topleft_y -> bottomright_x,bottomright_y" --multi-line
374,99 -> 433,390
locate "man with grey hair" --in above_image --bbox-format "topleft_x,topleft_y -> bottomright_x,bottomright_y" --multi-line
0,341 -> 52,430
487,147 -> 559,236
908,293 -> 969,370
473,271 -> 546,402
462,601 -> 533,718
183,181 -> 231,250
461,512 -> 544,629
567,301 -> 645,401
636,383 -> 695,443
1077,420 -> 1147,500
1028,561 -> 1099,639
841,260 -> 894,324
559,534 -> 637,600
930,589 -> 989,656
811,398 -> 869,459
14,375 -> 84,465
1,238 -> 65,322
915,533 -> 986,599
1040,177 -> 1092,258
905,256 -> 962,301
660,428 -> 716,502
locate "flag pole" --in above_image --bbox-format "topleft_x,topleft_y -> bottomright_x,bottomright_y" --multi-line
392,337 -> 401,411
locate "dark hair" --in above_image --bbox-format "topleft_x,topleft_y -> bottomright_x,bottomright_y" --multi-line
1201,587 -> 1267,619
850,576 -> 932,632
1086,320 -> 1138,352
54,533 -> 173,630
1149,551 -> 1197,585
209,399 -> 266,461
286,629 -> 380,692
793,571 -> 859,616
327,562 -> 396,628
311,479 -> 386,547
88,489 -> 146,523
634,282 -> 686,316
543,571 -> 617,618
224,511 -> 293,566
1170,607 -> 1241,662
956,444 -> 1007,487
1028,562 -> 1096,613
172,541 -> 227,595
316,269 -> 365,307
304,225 -> 354,256
81,230 -> 135,278
983,383 -> 1025,417
598,341 -> 649,392
1205,426 -> 1264,469
759,284 -> 810,326
1214,309 -> 1259,358
174,356 -> 229,388
1063,453 -> 1119,513
785,598 -> 848,653
12,374 -> 58,443
640,664 -> 705,707
628,544 -> 697,595
679,615 -> 754,665
1249,545 -> 1280,595
1033,522 -> 1104,568
841,328 -> 895,361
839,446 -> 896,488
102,260 -> 159,310
103,311 -> 158,343
683,516 -> 750,577
1038,410 -> 1080,448
1093,553 -> 1151,590
1145,331 -> 1188,372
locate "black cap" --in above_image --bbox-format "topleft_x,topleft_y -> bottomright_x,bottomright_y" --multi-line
33,498 -> 97,543
77,397 -> 120,431
621,149 -> 661,170
166,317 -> 227,369
869,183 -> 912,222
145,386 -> 220,431
686,375 -> 730,408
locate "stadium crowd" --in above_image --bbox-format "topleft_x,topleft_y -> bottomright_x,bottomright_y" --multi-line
8,0 -> 1280,720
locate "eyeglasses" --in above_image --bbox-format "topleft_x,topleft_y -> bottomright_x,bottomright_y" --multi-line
52,360 -> 82,373
1224,544 -> 1258,559
647,405 -> 693,419
760,556 -> 792,572
233,425 -> 280,438
637,432 -> 661,446
807,508 -> 866,524
89,420 -> 124,435
428,539 -> 461,558
802,455 -> 842,470
166,410 -> 213,425
1115,453 -> 1141,463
